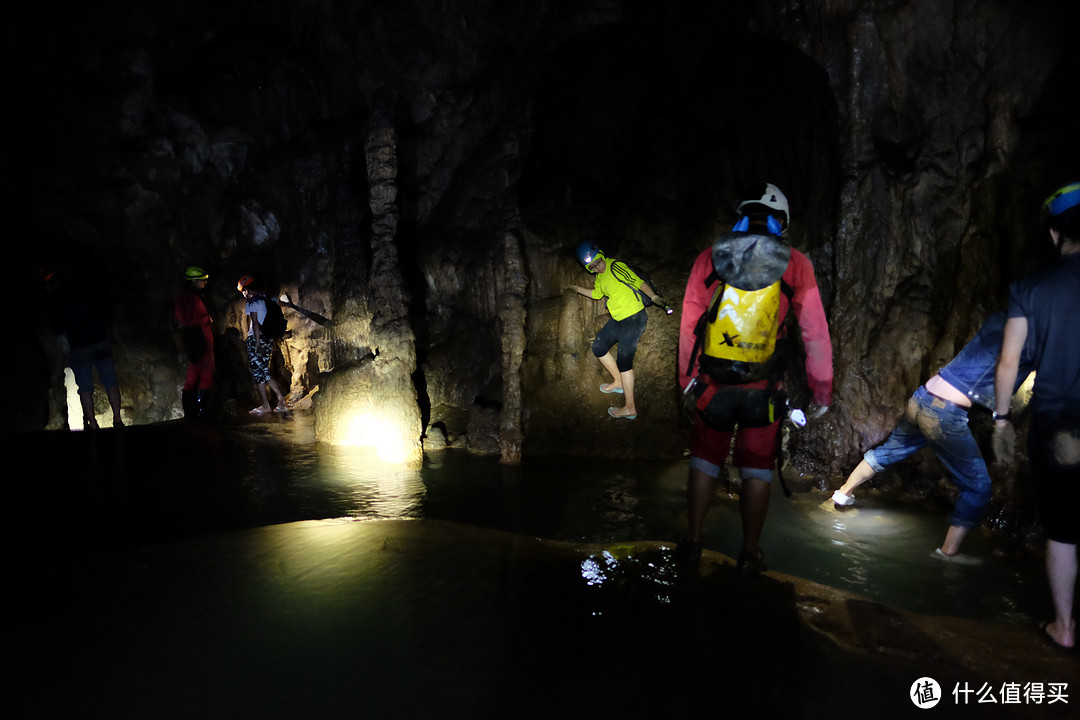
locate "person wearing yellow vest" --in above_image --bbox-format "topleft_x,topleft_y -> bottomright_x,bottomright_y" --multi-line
569,242 -> 664,419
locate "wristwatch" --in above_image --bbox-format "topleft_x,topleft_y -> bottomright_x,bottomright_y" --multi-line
992,411 -> 1012,422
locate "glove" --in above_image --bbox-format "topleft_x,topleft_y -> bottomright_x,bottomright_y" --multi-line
992,422 -> 1016,466
807,403 -> 829,420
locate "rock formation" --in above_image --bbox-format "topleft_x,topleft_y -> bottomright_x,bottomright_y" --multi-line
9,1 -> 1079,501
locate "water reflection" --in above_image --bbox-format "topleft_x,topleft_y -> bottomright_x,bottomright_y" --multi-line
316,445 -> 426,519
579,545 -> 680,609
21,414 -> 1051,628
245,421 -> 1050,626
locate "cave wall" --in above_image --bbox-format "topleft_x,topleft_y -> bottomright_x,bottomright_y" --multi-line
7,1 -> 1079,478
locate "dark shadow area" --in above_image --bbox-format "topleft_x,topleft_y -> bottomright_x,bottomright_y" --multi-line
10,514 -> 1071,719
519,8 -> 841,266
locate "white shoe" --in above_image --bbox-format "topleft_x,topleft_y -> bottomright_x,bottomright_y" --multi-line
832,490 -> 856,506
932,548 -> 982,565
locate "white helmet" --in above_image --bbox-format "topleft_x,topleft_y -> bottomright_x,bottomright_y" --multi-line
737,182 -> 790,224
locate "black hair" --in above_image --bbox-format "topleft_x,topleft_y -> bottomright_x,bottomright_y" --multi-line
1048,204 -> 1080,243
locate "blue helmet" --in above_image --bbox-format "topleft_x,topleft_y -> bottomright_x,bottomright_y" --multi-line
1042,182 -> 1080,221
576,241 -> 602,268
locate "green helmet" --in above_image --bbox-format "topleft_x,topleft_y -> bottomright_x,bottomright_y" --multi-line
185,266 -> 209,281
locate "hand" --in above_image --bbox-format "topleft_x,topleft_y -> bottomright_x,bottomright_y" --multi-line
653,296 -> 674,315
807,403 -> 829,420
992,421 -> 1016,466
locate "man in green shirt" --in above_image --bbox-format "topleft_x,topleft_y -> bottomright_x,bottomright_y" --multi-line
569,242 -> 663,419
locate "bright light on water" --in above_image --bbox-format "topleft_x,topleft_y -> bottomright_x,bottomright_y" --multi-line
815,498 -> 908,539
318,444 -> 426,518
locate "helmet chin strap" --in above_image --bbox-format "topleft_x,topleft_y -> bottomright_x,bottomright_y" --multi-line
732,214 -> 784,235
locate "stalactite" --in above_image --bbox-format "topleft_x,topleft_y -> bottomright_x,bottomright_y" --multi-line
498,212 -> 528,463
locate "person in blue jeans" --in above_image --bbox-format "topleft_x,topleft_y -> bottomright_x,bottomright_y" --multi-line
831,312 -> 1033,561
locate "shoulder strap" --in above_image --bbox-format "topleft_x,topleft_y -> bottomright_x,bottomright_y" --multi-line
610,260 -> 651,306
686,279 -> 724,377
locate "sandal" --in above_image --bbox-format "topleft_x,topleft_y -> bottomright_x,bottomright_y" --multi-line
1039,621 -> 1076,653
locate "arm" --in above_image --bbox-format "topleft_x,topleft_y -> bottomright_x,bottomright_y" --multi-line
567,285 -> 595,298
788,251 -> 834,407
994,316 -> 1028,422
677,249 -> 714,389
610,262 -> 663,305
249,310 -> 261,345
639,281 -> 663,305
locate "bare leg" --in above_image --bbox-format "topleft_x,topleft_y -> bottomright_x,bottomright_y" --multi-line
267,377 -> 288,410
740,476 -> 771,557
106,385 -> 123,426
79,391 -> 98,429
597,351 -> 621,392
597,352 -> 637,416
686,468 -> 717,543
939,525 -> 969,556
838,459 -> 876,497
617,368 -> 637,416
253,383 -> 272,412
1044,540 -> 1077,648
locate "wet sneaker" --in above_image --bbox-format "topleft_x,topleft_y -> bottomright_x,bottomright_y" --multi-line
736,548 -> 767,574
674,539 -> 702,565
832,490 -> 856,507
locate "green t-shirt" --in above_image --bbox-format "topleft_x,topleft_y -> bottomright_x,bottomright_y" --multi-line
591,259 -> 645,321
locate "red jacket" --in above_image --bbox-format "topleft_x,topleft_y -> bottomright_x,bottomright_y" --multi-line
678,243 -> 833,407
174,287 -> 211,328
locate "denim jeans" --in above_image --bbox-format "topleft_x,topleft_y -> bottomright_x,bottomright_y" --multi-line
864,385 -> 991,528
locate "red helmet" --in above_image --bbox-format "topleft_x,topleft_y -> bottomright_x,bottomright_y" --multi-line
237,274 -> 255,292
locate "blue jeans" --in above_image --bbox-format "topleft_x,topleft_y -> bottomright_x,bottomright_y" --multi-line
864,385 -> 991,528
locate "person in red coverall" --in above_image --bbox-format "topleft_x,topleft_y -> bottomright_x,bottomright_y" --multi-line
175,266 -> 215,419
676,183 -> 833,571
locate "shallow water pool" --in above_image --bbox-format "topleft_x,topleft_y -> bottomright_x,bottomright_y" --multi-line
20,411 -> 1051,628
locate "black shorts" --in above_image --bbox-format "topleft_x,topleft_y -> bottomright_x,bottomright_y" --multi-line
592,310 -> 647,372
1028,410 -> 1080,544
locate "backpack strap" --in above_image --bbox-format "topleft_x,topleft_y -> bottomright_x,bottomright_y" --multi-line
610,261 -> 650,306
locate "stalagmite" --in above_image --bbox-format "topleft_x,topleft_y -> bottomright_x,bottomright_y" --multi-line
499,217 -> 528,463
313,108 -> 423,464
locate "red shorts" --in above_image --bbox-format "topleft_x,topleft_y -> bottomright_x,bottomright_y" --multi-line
690,418 -> 779,477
